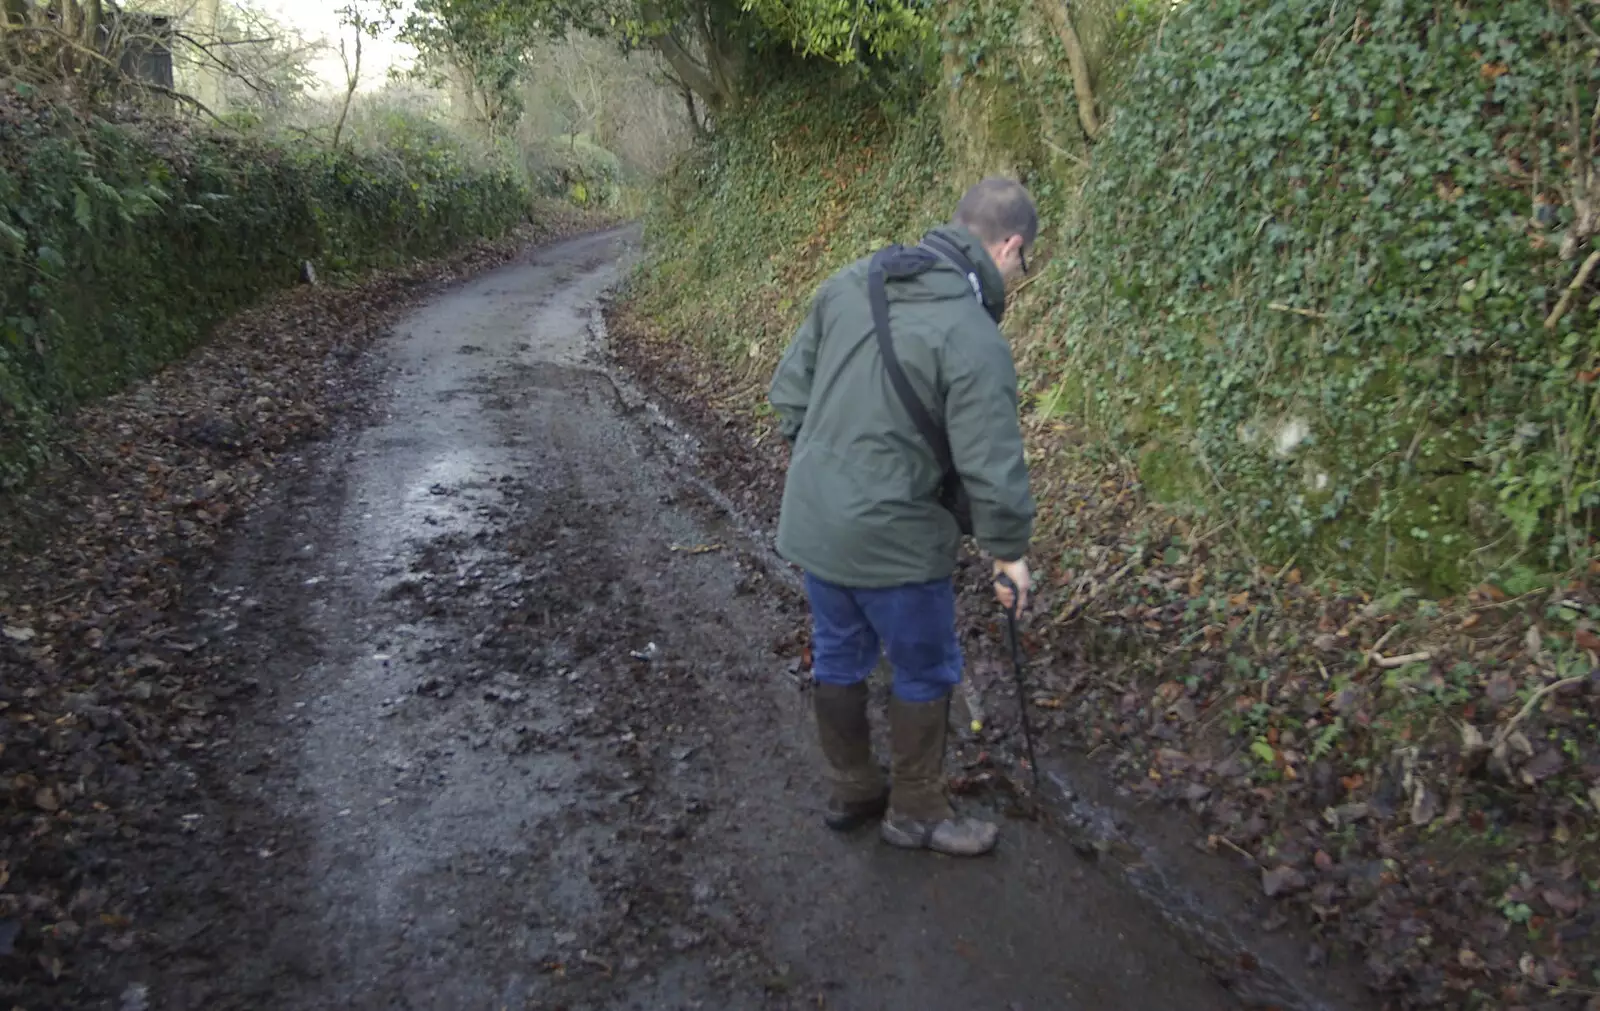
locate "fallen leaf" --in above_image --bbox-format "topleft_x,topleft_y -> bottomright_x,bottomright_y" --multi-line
1262,866 -> 1308,897
1410,783 -> 1440,826
2,625 -> 36,643
1487,674 -> 1518,705
1544,888 -> 1583,916
1521,747 -> 1565,783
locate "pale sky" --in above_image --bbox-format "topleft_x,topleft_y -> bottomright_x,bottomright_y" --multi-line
257,0 -> 420,94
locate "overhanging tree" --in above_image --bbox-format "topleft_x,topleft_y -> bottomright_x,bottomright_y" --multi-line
401,0 -> 931,123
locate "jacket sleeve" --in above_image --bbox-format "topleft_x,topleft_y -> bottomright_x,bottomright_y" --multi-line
942,325 -> 1036,561
768,282 -> 827,444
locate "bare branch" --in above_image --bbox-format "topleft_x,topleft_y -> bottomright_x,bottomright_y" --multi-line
1545,247 -> 1600,329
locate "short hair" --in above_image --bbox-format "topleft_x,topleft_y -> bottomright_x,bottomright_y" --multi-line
953,177 -> 1038,247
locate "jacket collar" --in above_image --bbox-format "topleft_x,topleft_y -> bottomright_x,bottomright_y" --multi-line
921,224 -> 1007,324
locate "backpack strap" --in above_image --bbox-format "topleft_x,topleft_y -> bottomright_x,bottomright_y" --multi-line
868,247 -> 957,478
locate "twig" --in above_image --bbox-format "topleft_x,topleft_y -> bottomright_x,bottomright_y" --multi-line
1267,302 -> 1329,320
1373,650 -> 1432,670
1210,834 -> 1262,867
1040,136 -> 1089,167
1052,556 -> 1140,626
1010,271 -> 1046,297
1492,675 -> 1586,747
1574,6 -> 1600,45
1544,248 -> 1600,330
1367,621 -> 1402,657
3,24 -> 233,128
1267,553 -> 1299,587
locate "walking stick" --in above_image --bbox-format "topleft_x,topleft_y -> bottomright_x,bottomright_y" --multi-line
995,574 -> 1040,793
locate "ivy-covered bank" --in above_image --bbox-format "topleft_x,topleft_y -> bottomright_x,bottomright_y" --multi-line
1052,0 -> 1587,595
624,4 -> 1600,1004
638,0 -> 1596,598
0,94 -> 530,486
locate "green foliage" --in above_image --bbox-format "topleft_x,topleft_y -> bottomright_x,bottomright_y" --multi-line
527,135 -> 623,206
1041,0 -> 1594,593
737,0 -> 933,64
400,0 -> 532,134
636,67 -> 955,368
0,94 -> 530,487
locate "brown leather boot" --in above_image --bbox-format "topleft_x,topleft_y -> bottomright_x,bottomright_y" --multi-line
881,694 -> 998,856
813,681 -> 888,830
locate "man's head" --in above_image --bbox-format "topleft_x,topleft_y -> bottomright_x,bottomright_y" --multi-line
953,177 -> 1038,284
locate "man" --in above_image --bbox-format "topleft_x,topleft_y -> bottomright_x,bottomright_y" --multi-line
768,177 -> 1038,858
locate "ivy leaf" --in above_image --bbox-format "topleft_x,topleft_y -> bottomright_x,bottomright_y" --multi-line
35,245 -> 66,275
72,188 -> 93,233
0,220 -> 24,255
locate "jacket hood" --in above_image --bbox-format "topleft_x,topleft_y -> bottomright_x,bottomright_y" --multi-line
921,223 -> 1008,324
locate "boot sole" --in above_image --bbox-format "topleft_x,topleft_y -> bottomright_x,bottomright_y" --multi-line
880,817 -> 998,856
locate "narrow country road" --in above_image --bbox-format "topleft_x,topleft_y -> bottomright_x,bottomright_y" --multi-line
104,228 -> 1243,1010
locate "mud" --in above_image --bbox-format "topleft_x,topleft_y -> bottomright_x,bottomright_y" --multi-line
54,227 -> 1258,1010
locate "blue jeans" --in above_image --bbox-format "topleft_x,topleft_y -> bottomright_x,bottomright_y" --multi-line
804,573 -> 963,703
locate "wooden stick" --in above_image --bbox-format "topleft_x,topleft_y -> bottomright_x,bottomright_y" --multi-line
1052,556 -> 1139,626
1373,650 -> 1432,669
1267,302 -> 1329,320
1545,248 -> 1600,330
1493,675 -> 1586,747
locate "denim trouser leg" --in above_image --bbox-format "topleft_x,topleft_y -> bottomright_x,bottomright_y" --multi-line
804,573 -> 963,703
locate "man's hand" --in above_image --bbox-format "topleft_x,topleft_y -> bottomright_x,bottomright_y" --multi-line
993,557 -> 1031,613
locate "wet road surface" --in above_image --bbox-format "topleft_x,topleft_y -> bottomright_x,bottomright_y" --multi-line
110,227 -> 1244,1010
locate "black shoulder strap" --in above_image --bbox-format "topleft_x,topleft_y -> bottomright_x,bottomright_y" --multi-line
868,247 -> 955,475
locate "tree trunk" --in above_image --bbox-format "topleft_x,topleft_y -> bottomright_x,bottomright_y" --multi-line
678,80 -> 705,138
1041,0 -> 1099,140
641,1 -> 736,114
331,30 -> 360,149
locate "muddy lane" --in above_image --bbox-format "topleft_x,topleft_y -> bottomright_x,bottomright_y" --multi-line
113,227 -> 1242,1011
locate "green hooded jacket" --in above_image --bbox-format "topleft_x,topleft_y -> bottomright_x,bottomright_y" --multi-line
768,224 -> 1036,588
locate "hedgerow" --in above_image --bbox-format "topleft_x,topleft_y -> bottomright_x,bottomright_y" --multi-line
0,91 -> 530,486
